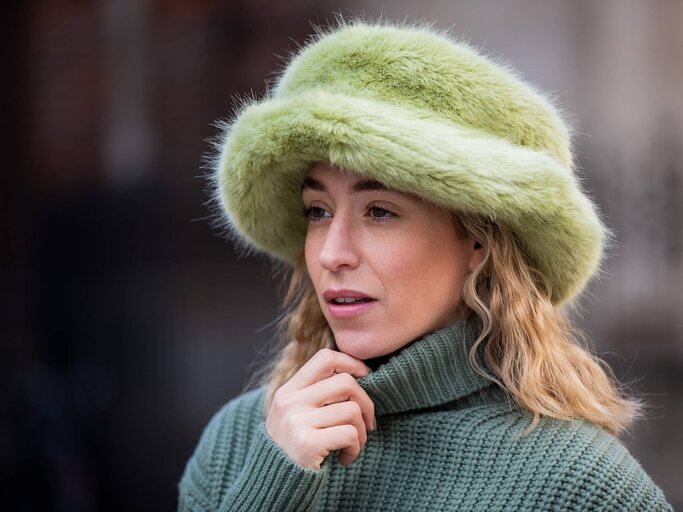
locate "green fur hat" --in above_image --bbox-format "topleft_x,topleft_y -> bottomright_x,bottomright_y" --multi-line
208,18 -> 611,306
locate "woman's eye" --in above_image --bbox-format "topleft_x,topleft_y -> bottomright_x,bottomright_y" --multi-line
303,205 -> 330,222
303,203 -> 397,223
368,206 -> 396,219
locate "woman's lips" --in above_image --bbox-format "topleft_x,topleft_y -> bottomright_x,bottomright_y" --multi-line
322,289 -> 377,319
326,299 -> 377,319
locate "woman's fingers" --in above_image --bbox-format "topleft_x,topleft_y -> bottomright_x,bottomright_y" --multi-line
265,347 -> 377,470
284,348 -> 372,391
305,372 -> 375,434
306,399 -> 368,449
316,424 -> 362,466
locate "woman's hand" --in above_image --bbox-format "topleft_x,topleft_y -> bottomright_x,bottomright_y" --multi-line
265,348 -> 376,470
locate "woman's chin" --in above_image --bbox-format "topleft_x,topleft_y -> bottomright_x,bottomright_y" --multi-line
332,329 -> 408,362
333,333 -> 384,361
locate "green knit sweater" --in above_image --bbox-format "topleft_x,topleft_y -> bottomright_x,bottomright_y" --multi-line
177,318 -> 673,511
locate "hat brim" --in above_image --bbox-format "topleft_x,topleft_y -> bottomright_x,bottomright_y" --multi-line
214,89 -> 607,305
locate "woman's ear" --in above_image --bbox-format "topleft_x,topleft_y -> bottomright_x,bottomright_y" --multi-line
468,239 -> 486,273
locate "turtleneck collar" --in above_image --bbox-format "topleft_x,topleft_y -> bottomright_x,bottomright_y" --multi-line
356,315 -> 495,416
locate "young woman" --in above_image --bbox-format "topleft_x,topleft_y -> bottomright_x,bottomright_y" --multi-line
178,17 -> 673,511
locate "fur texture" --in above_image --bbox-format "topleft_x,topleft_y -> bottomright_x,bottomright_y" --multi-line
208,18 -> 611,306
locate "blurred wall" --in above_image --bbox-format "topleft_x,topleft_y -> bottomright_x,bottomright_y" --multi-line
3,1 -> 681,510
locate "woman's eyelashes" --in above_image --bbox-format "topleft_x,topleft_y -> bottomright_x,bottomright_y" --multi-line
302,201 -> 398,223
302,204 -> 331,222
365,202 -> 398,220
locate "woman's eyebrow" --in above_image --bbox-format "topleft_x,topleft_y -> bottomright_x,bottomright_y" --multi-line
350,179 -> 389,193
301,176 -> 325,192
301,176 -> 390,193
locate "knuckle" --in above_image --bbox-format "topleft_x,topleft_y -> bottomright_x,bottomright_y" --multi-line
296,431 -> 314,452
341,424 -> 359,444
319,347 -> 336,358
315,348 -> 336,366
284,411 -> 299,431
345,400 -> 362,416
271,390 -> 293,415
338,371 -> 357,388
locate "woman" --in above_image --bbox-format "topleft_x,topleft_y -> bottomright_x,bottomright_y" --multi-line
178,18 -> 673,511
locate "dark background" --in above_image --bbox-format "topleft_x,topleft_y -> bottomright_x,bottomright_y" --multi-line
3,1 -> 681,510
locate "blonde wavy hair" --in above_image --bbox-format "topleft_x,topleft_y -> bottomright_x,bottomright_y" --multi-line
245,210 -> 643,437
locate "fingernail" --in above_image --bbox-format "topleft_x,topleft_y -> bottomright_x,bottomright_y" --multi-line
373,416 -> 377,431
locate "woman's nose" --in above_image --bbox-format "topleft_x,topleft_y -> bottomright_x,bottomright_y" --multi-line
318,216 -> 360,272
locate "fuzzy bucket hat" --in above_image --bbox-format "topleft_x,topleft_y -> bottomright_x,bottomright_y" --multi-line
209,19 -> 610,306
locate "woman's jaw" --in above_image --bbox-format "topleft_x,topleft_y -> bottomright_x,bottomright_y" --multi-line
320,295 -> 467,361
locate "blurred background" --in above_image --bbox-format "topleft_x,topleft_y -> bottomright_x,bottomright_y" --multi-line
2,0 -> 682,510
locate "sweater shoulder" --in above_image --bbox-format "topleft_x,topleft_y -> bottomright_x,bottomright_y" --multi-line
178,385 -> 267,510
538,419 -> 672,510
420,397 -> 673,510
212,385 -> 267,428
471,404 -> 673,510
192,385 -> 267,460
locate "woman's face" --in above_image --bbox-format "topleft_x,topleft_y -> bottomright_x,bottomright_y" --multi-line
302,162 -> 485,360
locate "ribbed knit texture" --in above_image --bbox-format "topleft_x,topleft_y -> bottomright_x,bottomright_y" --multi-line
177,318 -> 673,511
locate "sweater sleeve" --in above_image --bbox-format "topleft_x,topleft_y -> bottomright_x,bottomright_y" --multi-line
177,389 -> 330,512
